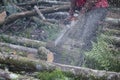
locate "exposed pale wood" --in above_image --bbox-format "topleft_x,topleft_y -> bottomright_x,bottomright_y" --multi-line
34,5 -> 46,20
0,11 -> 7,25
16,0 -> 69,7
38,47 -> 54,62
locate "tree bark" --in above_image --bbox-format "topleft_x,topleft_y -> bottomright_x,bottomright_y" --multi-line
0,52 -> 120,80
34,6 -> 46,20
0,42 -> 38,54
0,34 -> 46,48
0,42 -> 38,59
0,69 -> 39,80
38,47 -> 54,62
32,17 -> 56,25
1,5 -> 70,25
16,1 -> 69,7
0,42 -> 54,61
105,18 -> 120,25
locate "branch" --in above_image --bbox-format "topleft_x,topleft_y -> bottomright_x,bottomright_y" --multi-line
0,69 -> 38,80
34,6 -> 46,20
17,1 -> 69,7
1,5 -> 69,25
105,17 -> 120,25
0,34 -> 46,48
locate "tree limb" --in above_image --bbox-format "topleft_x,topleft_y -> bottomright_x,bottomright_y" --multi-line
1,5 -> 69,25
0,34 -> 46,48
0,69 -> 38,80
16,1 -> 69,7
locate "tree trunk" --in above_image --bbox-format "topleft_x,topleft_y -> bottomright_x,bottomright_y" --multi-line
16,1 -> 69,7
0,42 -> 38,54
0,42 -> 54,61
105,18 -> 120,25
0,52 -> 120,80
0,34 -> 46,48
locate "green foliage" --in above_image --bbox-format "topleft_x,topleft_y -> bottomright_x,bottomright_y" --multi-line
36,69 -> 107,80
84,36 -> 120,72
36,69 -> 71,80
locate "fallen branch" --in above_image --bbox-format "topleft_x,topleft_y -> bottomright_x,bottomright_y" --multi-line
1,5 -> 69,25
0,53 -> 119,80
32,17 -> 55,25
17,1 -> 69,7
34,6 -> 46,20
0,69 -> 38,80
0,34 -> 63,54
0,34 -> 46,48
105,17 -> 120,25
0,42 -> 38,58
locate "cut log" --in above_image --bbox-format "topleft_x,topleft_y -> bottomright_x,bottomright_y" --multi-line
32,17 -> 55,25
0,34 -> 46,48
17,1 -> 69,7
1,5 -> 70,25
34,6 -> 46,20
105,17 -> 120,25
0,42 -> 53,61
0,42 -> 38,59
0,53 -> 120,80
0,69 -> 38,80
38,47 -> 54,62
0,34 -> 61,54
0,42 -> 38,54
0,11 -> 7,26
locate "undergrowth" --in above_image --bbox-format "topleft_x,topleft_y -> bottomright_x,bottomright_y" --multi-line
36,69 -> 107,80
36,69 -> 73,80
84,35 -> 120,72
